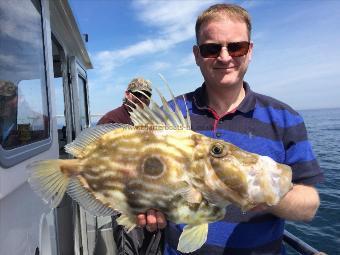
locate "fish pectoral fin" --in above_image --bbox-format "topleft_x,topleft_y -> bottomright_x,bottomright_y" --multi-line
116,214 -> 136,233
178,186 -> 202,204
177,223 -> 208,253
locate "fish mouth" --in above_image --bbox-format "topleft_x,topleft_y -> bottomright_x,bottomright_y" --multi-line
246,156 -> 293,206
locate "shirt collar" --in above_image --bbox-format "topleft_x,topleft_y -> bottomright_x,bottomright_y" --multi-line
192,81 -> 256,113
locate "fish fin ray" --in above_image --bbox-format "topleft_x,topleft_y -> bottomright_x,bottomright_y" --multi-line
177,224 -> 208,253
182,94 -> 191,129
67,178 -> 117,216
127,99 -> 158,125
156,87 -> 181,127
159,74 -> 188,127
129,75 -> 190,129
27,160 -> 69,208
65,123 -> 131,157
151,102 -> 173,125
126,104 -> 145,125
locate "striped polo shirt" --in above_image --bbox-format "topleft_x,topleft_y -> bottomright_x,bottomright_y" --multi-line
164,82 -> 323,255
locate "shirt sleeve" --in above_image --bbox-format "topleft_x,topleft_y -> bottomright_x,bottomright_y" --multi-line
283,119 -> 323,185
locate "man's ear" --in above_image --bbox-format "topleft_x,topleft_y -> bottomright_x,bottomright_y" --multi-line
125,91 -> 132,102
193,45 -> 200,66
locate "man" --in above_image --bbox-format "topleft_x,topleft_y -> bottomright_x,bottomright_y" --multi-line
98,77 -> 165,255
98,77 -> 152,125
0,80 -> 48,148
0,80 -> 18,146
141,4 -> 322,254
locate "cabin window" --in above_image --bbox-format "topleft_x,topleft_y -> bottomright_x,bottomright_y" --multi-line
0,0 -> 50,166
77,75 -> 89,130
0,0 -> 49,150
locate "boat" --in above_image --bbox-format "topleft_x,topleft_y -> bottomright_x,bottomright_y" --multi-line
0,0 -> 98,254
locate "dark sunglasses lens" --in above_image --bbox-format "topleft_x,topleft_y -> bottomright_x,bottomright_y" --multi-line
132,91 -> 151,99
199,44 -> 222,58
227,42 -> 249,57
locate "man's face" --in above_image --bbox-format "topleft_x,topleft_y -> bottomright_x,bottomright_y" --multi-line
125,90 -> 151,108
193,18 -> 253,90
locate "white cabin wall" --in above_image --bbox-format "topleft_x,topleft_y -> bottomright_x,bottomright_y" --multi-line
0,181 -> 57,255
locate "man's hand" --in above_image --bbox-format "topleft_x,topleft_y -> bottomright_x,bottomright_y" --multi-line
268,184 -> 320,221
137,209 -> 167,232
248,184 -> 320,222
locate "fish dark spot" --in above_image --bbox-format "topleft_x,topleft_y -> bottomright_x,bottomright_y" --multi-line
142,156 -> 164,178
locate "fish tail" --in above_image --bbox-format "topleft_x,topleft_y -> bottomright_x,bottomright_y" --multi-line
28,159 -> 73,208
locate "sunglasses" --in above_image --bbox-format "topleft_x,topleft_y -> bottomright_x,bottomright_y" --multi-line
130,90 -> 151,99
198,41 -> 250,58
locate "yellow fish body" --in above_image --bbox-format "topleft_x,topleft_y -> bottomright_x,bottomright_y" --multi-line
28,83 -> 292,253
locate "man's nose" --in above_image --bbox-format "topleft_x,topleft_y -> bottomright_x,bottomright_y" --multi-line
217,47 -> 232,61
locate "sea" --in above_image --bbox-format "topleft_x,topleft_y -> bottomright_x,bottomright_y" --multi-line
89,108 -> 340,254
285,108 -> 340,255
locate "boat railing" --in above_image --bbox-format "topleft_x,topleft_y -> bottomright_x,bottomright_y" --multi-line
283,230 -> 327,255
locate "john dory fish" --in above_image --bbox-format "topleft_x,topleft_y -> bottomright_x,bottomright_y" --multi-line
28,81 -> 292,253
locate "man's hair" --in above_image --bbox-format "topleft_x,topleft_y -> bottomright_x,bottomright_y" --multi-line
195,4 -> 252,44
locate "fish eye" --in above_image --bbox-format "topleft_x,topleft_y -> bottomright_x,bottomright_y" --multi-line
210,143 -> 226,158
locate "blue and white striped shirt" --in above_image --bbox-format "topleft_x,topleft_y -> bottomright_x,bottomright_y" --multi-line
164,82 -> 323,255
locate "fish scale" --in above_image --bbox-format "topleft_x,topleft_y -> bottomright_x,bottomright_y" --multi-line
28,82 -> 292,253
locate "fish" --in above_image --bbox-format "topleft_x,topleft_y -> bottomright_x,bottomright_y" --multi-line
28,78 -> 293,253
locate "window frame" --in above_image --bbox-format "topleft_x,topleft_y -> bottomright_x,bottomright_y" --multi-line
69,56 -> 91,135
0,0 -> 52,168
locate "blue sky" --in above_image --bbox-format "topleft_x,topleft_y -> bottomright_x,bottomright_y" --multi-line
69,0 -> 340,115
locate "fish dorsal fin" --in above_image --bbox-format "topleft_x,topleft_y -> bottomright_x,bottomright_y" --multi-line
65,123 -> 131,158
177,223 -> 208,253
67,178 -> 118,217
129,75 -> 191,129
159,74 -> 191,129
